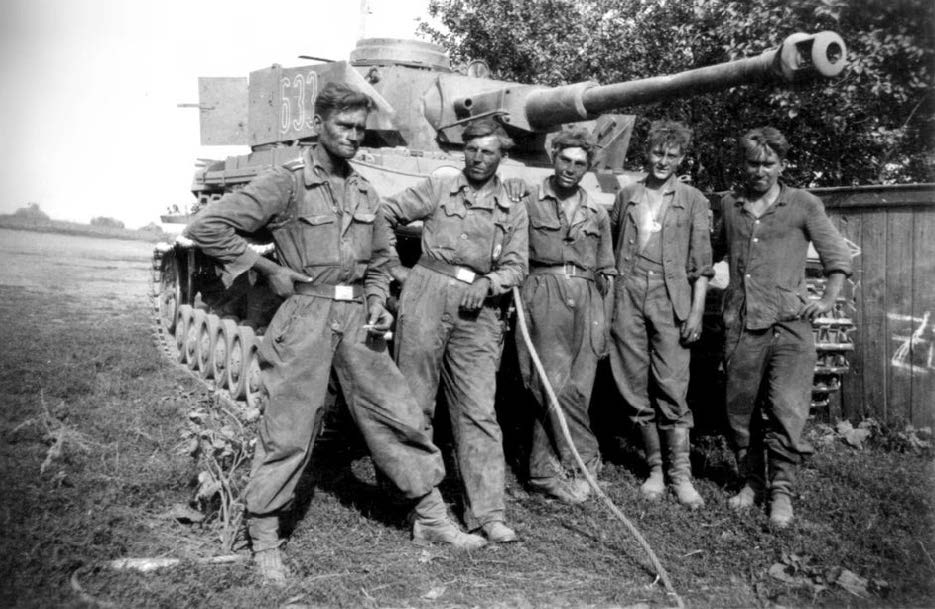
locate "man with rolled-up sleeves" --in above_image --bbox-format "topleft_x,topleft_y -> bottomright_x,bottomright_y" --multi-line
383,118 -> 528,543
713,127 -> 852,527
185,82 -> 485,584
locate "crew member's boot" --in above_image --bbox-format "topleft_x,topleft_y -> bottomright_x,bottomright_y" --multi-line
638,424 -> 665,501
248,514 -> 290,584
728,445 -> 767,510
529,474 -> 588,504
569,458 -> 602,500
663,427 -> 705,509
768,452 -> 797,528
411,489 -> 487,550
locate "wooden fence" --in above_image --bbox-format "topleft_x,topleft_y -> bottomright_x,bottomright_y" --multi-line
820,183 -> 935,428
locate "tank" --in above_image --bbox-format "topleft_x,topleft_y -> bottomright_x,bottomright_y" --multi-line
151,31 -> 853,414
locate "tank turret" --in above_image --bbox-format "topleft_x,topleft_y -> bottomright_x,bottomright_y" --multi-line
196,31 -> 845,157
154,30 -> 851,411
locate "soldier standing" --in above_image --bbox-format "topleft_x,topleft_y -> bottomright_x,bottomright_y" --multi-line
609,120 -> 713,509
515,130 -> 615,503
714,127 -> 852,527
383,118 -> 528,543
185,82 -> 485,583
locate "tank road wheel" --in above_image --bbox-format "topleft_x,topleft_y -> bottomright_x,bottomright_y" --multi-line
227,325 -> 256,400
175,305 -> 194,363
157,252 -> 181,334
212,318 -> 239,389
197,314 -> 221,379
244,336 -> 266,412
186,310 -> 207,370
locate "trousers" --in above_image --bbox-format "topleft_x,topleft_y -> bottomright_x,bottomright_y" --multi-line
515,273 -> 602,479
609,270 -> 693,428
395,264 -> 506,530
724,319 -> 816,462
243,294 -> 445,544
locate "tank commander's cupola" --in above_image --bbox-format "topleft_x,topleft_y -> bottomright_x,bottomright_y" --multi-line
350,38 -> 451,72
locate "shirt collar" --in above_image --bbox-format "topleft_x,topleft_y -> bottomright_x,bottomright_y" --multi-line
734,181 -> 789,208
628,175 -> 680,205
538,176 -> 598,212
449,172 -> 507,209
302,143 -> 362,189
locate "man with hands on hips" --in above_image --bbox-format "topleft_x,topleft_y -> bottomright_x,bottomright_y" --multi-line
185,82 -> 486,584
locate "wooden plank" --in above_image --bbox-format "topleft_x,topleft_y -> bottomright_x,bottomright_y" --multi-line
858,208 -> 888,421
828,209 -> 862,421
884,209 -> 915,423
909,209 -> 935,427
817,183 -> 935,209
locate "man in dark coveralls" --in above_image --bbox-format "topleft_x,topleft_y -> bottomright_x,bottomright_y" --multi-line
713,127 -> 852,527
515,129 -> 615,504
383,119 -> 529,543
185,82 -> 485,584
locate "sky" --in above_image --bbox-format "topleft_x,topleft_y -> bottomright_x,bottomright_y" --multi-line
0,0 -> 435,228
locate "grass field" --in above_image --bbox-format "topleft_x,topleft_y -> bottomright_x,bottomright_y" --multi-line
1,227 -> 933,608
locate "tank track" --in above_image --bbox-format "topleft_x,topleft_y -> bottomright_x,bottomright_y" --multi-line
151,242 -> 857,426
806,274 -> 857,410
149,242 -> 265,418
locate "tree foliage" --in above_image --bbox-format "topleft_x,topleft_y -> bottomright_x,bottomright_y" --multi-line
422,0 -> 934,190
13,203 -> 50,221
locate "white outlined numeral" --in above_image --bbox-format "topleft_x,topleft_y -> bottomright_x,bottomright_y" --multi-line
280,72 -> 319,135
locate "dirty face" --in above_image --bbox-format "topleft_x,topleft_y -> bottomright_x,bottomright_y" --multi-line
646,144 -> 684,182
315,108 -> 368,160
553,146 -> 589,190
463,135 -> 504,184
744,146 -> 785,194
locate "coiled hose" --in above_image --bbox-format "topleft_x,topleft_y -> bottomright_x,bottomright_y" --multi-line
511,286 -> 685,609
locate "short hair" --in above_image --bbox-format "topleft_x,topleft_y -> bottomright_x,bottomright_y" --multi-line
739,127 -> 790,160
645,120 -> 692,154
462,118 -> 514,150
551,129 -> 596,163
314,82 -> 375,119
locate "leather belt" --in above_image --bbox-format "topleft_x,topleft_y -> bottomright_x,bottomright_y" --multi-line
293,282 -> 364,301
530,263 -> 594,281
417,257 -> 481,284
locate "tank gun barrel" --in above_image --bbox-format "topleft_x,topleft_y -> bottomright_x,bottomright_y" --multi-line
518,31 -> 846,130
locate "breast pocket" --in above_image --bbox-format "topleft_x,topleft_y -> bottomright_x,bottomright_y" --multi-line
430,203 -> 466,254
298,214 -> 339,265
581,219 -> 601,239
528,215 -> 561,260
349,211 -> 376,261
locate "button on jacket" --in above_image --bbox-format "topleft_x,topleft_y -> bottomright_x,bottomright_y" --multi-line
610,178 -> 714,320
185,143 -> 394,305
712,183 -> 853,332
382,172 -> 528,294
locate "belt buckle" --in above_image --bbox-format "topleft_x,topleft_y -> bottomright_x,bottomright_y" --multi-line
565,263 -> 576,277
455,267 -> 476,283
334,285 -> 354,301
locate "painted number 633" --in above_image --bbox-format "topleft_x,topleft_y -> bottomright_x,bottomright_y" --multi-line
280,72 -> 318,134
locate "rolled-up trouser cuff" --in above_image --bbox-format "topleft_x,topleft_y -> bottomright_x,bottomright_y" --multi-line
768,451 -> 797,497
